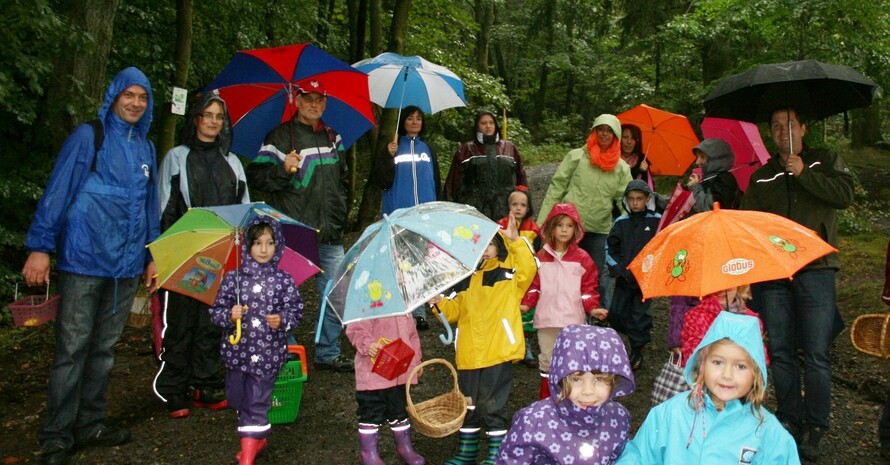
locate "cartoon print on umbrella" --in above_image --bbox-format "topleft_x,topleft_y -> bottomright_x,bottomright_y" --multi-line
323,202 -> 501,331
667,249 -> 690,284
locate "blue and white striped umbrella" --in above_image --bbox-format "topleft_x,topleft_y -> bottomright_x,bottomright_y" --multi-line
353,53 -> 467,115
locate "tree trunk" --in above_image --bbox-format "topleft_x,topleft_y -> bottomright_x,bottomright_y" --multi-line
44,0 -> 122,151
156,0 -> 194,160
316,0 -> 331,45
355,0 -> 411,229
474,0 -> 494,73
851,104 -> 882,148
369,0 -> 383,56
533,0 -> 556,124
347,0 -> 369,63
700,38 -> 734,90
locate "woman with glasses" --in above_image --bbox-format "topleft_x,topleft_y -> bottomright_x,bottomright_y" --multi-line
154,93 -> 250,419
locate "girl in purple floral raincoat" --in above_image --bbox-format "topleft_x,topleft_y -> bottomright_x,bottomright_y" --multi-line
496,324 -> 635,464
209,216 -> 303,465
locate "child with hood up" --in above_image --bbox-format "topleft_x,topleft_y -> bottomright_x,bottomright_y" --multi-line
684,138 -> 742,213
429,219 -> 536,465
497,324 -> 636,464
521,202 -> 603,399
605,179 -> 661,370
208,216 -> 303,465
616,312 -> 800,465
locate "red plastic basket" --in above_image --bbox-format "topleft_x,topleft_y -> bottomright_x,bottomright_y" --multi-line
8,283 -> 59,327
372,338 -> 415,380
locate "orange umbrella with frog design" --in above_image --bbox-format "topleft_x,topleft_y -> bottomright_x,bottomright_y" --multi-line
628,202 -> 836,299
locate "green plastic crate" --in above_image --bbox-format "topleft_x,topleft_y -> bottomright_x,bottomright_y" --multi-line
269,360 -> 308,424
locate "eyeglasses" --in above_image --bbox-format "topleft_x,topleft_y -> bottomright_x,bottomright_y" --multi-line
200,112 -> 226,122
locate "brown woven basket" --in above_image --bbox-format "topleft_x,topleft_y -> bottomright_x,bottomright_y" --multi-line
850,313 -> 890,359
127,296 -> 152,330
405,358 -> 471,438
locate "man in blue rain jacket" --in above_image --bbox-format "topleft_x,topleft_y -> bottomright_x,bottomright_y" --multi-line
22,67 -> 160,465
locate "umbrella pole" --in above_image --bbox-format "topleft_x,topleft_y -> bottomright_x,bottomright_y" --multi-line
392,66 -> 410,145
229,233 -> 244,345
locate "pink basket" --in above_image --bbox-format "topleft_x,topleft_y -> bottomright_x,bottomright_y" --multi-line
8,283 -> 59,327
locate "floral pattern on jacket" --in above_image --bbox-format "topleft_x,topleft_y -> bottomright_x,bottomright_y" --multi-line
498,324 -> 635,464
209,215 -> 303,376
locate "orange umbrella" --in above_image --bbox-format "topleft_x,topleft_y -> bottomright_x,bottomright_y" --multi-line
617,104 -> 699,176
628,203 -> 837,299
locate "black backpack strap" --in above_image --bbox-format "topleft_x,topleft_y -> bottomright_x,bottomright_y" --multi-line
87,119 -> 104,172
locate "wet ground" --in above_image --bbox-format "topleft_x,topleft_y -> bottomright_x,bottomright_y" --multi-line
1,163 -> 888,464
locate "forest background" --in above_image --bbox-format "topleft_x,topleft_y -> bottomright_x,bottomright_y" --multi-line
1,0 -> 889,313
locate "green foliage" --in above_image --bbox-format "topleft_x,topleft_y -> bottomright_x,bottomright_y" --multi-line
522,143 -> 574,166
1,0 -> 890,305
0,0 -> 73,125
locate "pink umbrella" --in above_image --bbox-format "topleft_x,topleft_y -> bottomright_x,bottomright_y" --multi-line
700,117 -> 771,191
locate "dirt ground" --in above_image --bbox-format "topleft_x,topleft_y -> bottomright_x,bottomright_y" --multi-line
1,162 -> 889,464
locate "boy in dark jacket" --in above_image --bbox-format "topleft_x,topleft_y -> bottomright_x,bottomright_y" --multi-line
606,179 -> 661,370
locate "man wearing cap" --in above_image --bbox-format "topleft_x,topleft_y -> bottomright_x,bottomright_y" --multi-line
538,114 -> 632,322
246,80 -> 353,372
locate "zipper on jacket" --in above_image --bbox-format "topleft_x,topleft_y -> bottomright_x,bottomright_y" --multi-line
410,137 -> 419,206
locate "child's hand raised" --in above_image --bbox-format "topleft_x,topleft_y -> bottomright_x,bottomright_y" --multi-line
231,304 -> 246,322
428,295 -> 443,306
266,314 -> 281,330
502,215 -> 519,241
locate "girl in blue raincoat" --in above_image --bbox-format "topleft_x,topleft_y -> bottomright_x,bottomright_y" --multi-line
616,312 -> 800,465
209,217 -> 303,465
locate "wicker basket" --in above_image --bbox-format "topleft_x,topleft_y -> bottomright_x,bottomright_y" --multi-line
127,295 -> 152,329
850,313 -> 890,359
405,358 -> 471,438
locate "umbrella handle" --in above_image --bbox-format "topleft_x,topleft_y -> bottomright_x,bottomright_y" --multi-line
228,305 -> 248,345
229,318 -> 242,345
433,305 -> 454,345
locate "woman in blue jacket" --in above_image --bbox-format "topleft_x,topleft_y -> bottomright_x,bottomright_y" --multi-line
371,105 -> 440,216
617,312 -> 800,465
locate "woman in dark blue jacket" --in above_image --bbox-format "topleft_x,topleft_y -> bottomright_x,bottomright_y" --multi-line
371,105 -> 440,216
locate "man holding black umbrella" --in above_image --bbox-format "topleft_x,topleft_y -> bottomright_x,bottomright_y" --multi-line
742,107 -> 854,462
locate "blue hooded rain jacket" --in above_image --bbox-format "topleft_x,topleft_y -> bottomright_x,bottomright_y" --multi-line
616,312 -> 800,465
26,67 -> 160,279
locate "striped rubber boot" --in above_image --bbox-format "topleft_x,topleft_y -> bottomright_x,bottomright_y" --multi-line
443,427 -> 481,465
480,430 -> 507,465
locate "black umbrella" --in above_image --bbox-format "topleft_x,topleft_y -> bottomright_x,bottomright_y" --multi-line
703,59 -> 879,123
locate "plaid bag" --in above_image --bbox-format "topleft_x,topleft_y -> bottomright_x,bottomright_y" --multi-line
650,352 -> 690,407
